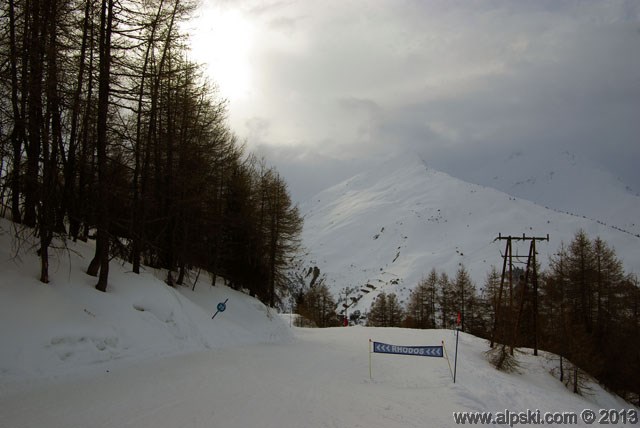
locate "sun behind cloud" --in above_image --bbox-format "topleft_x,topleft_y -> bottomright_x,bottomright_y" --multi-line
189,6 -> 254,101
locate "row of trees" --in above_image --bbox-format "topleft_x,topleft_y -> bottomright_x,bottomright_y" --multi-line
295,283 -> 341,328
0,0 -> 302,305
540,232 -> 638,401
362,231 -> 638,403
368,265 -> 484,333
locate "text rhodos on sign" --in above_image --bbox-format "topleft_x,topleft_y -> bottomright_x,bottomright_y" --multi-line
372,342 -> 443,358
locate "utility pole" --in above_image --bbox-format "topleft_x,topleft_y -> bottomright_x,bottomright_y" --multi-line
490,234 -> 549,356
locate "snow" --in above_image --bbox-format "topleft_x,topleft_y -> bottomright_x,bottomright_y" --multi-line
0,219 -> 291,391
1,327 -> 636,427
0,218 -> 637,427
446,149 -> 640,237
300,155 -> 640,313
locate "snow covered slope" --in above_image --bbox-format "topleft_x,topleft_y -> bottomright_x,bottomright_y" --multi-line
0,218 -> 636,427
1,327 -> 636,427
300,155 -> 640,313
444,149 -> 640,237
0,219 -> 292,388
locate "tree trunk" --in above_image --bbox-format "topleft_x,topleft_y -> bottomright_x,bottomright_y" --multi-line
87,253 -> 100,276
92,0 -> 114,292
8,0 -> 23,223
75,16 -> 96,243
64,0 -> 92,241
268,186 -> 280,308
40,0 -> 62,284
131,0 -> 167,274
40,245 -> 50,283
24,0 -> 44,228
176,262 -> 185,286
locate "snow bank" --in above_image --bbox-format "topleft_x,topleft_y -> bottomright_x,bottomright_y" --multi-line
1,325 -> 635,428
0,219 -> 292,388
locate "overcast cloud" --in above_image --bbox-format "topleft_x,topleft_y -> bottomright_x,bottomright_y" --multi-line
193,0 -> 640,202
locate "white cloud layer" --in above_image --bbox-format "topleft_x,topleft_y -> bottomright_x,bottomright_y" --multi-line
193,0 -> 640,201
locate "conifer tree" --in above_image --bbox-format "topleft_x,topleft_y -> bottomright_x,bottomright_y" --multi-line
296,284 -> 339,328
0,0 -> 303,299
386,293 -> 405,327
367,292 -> 404,327
541,231 -> 636,396
406,269 -> 437,329
437,272 -> 453,328
367,292 -> 388,327
452,265 -> 476,332
478,266 -> 501,338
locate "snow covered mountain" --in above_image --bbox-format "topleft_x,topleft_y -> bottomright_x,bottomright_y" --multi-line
300,155 -> 640,314
440,149 -> 640,237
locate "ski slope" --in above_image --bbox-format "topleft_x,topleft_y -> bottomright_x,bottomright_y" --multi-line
1,327 -> 636,428
0,218 -> 292,388
0,221 -> 636,427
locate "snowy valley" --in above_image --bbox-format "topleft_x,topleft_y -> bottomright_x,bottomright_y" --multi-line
0,222 -> 637,427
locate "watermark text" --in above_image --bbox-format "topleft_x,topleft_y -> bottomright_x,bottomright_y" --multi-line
452,408 -> 638,426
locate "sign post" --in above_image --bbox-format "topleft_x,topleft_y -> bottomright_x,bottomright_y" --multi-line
211,298 -> 229,319
369,339 -> 373,380
442,340 -> 454,381
452,311 -> 461,383
454,327 -> 460,383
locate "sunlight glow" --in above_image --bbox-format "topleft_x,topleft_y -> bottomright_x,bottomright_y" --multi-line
190,8 -> 254,101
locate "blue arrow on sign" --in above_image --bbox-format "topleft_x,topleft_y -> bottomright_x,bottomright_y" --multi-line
372,341 -> 443,358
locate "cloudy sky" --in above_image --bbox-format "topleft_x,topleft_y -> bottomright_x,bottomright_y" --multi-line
189,0 -> 640,202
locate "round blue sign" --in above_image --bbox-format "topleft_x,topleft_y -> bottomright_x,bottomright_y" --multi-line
217,302 -> 226,312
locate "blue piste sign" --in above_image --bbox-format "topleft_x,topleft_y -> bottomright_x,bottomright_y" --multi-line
372,341 -> 443,358
212,298 -> 229,320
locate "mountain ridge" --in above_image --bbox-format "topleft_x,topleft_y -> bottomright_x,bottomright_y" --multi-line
300,154 -> 640,314
436,149 -> 640,236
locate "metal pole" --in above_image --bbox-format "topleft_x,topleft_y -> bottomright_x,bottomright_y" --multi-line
490,238 -> 510,348
532,240 -> 538,356
442,340 -> 454,382
369,339 -> 373,380
211,298 -> 229,319
454,328 -> 460,383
